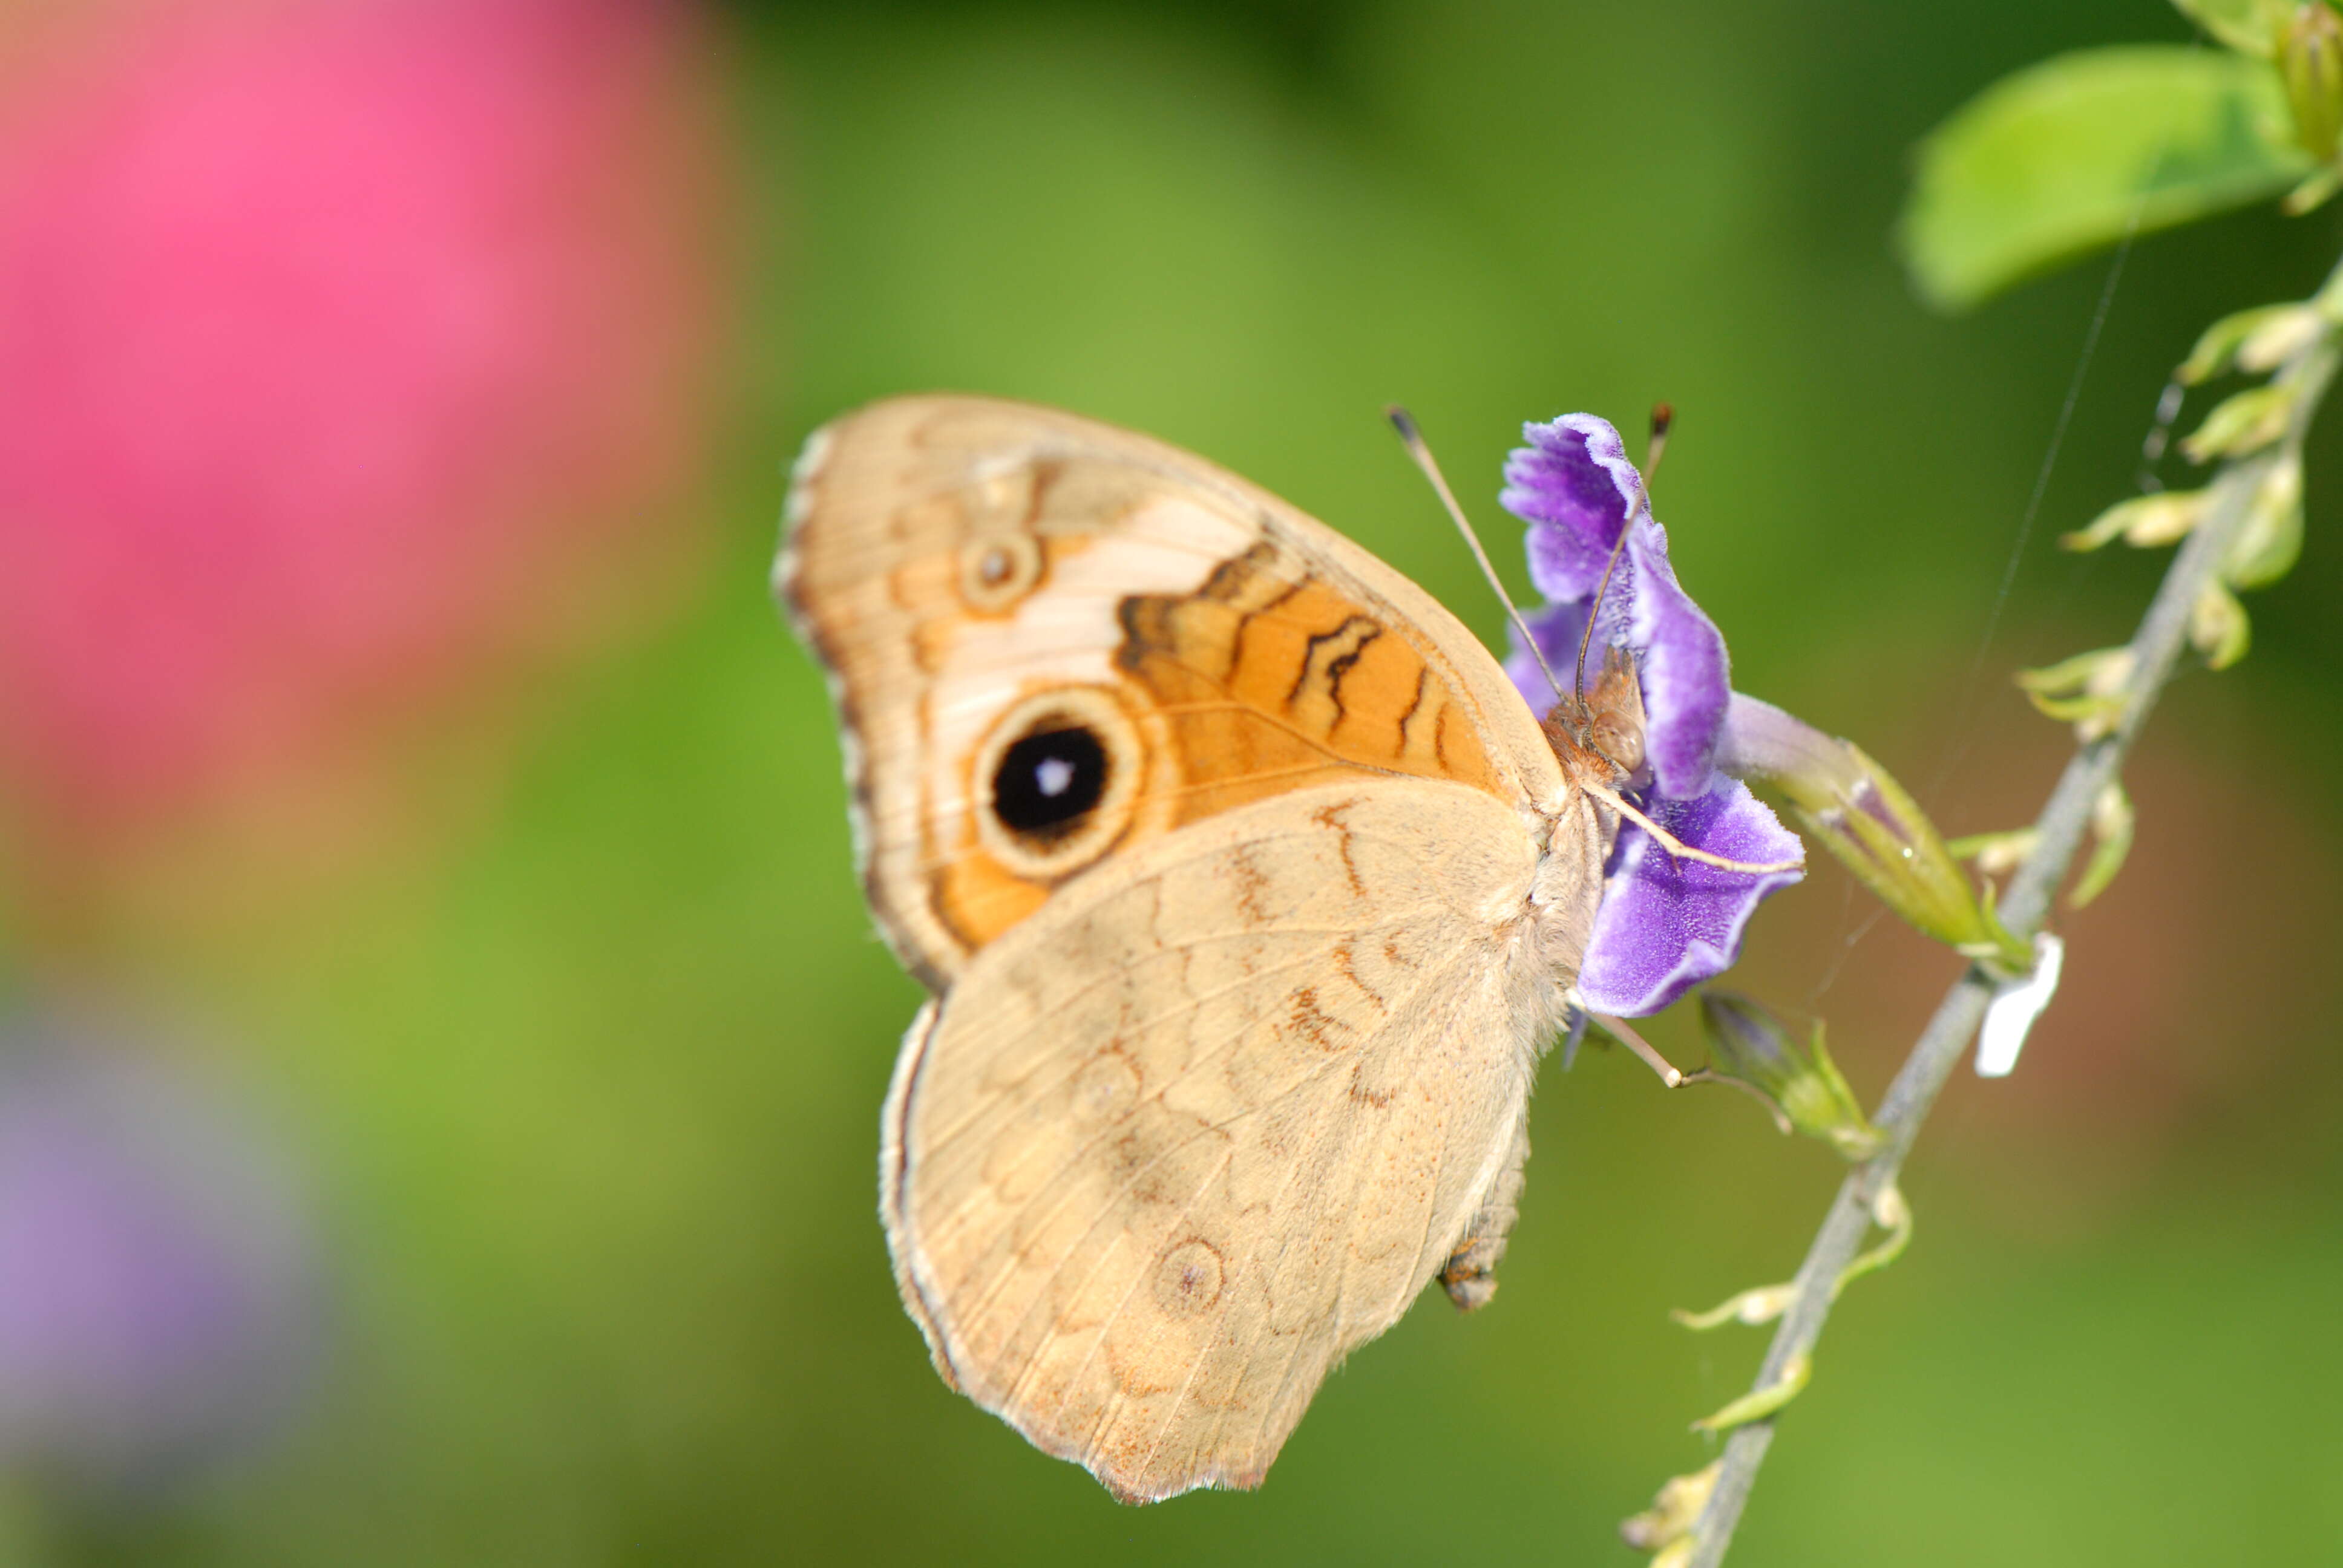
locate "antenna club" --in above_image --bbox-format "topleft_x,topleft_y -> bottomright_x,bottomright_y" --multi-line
1644,402 -> 1676,485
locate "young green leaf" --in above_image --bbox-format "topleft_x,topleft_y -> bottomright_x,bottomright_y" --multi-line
1900,47 -> 2311,311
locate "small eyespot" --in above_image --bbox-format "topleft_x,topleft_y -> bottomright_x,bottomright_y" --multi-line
957,533 -> 1042,612
1152,1238 -> 1224,1318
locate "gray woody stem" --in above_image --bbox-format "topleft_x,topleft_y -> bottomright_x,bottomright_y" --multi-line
1684,318 -> 2341,1567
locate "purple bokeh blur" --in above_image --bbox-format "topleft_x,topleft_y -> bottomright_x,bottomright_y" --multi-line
0,1009 -> 320,1493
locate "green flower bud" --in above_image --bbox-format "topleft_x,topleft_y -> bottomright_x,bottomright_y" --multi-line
1699,992 -> 1885,1161
2238,302 -> 2327,371
1691,1351 -> 1812,1434
2178,303 -> 2307,384
1620,1462 -> 1721,1556
2060,488 -> 2210,552
2181,384 -> 2297,462
2225,454 -> 2305,587
1720,700 -> 2032,970
1947,826 -> 2040,878
2017,645 -> 2136,741
2068,780 -> 2135,909
2284,2 -> 2343,159
2190,580 -> 2253,667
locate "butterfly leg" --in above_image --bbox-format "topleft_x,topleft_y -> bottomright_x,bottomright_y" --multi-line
1580,782 -> 1802,876
1591,1010 -> 1796,1131
1591,1011 -> 1696,1086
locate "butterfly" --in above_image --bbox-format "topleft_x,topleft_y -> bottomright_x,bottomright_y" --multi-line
779,394 -> 1671,1503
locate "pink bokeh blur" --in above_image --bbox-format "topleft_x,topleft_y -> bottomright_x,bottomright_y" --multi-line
0,0 -> 732,872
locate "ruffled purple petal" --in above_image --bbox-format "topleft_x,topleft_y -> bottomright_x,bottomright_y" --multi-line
1622,526 -> 1730,797
1574,779 -> 1804,1016
1503,415 -> 1645,604
1501,414 -> 1730,799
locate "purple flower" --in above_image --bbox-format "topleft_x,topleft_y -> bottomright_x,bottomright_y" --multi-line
0,1012 -> 321,1492
1499,414 -> 1804,1016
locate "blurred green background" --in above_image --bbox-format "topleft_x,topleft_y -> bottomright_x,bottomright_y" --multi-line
2,0 -> 2339,1563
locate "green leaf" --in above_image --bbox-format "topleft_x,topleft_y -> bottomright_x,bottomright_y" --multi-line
2171,0 -> 2291,57
1900,47 -> 2312,311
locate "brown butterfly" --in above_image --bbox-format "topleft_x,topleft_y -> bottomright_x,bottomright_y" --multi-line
781,395 -> 1662,1501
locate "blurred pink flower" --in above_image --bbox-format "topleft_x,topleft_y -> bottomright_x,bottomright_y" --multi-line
0,0 -> 729,846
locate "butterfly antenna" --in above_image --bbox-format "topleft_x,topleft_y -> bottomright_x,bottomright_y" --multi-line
1568,401 -> 1671,708
1386,407 -> 1567,704
1645,400 -> 1674,485
1573,520 -> 1630,709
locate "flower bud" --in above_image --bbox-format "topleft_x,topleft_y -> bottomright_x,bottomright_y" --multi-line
1671,1281 -> 1798,1331
2069,780 -> 2134,909
1699,991 -> 1885,1160
2190,580 -> 2252,668
1691,1351 -> 1812,1434
2016,646 -> 2135,741
2178,303 -> 2306,384
2239,302 -> 2328,371
2060,488 -> 2209,552
2284,2 -> 2343,159
2181,384 -> 2296,462
1620,1462 -> 1721,1555
1719,697 -> 2032,970
1947,826 -> 2039,878
2225,454 -> 2305,587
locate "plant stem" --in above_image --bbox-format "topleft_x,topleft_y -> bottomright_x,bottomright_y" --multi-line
1682,312 -> 2341,1567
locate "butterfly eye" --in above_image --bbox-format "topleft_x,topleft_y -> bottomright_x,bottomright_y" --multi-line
971,685 -> 1145,881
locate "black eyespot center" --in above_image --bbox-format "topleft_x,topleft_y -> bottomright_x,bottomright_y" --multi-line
991,723 -> 1109,843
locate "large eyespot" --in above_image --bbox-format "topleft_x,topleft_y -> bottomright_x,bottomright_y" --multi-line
993,727 -> 1107,837
972,686 -> 1143,881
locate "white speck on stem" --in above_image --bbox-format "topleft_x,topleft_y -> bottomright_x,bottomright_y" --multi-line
1977,932 -> 2064,1077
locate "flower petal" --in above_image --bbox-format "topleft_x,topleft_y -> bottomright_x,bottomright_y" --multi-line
1622,524 -> 1731,797
1501,415 -> 1729,797
1503,415 -> 1646,603
1575,779 -> 1804,1016
1713,692 -> 1858,787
